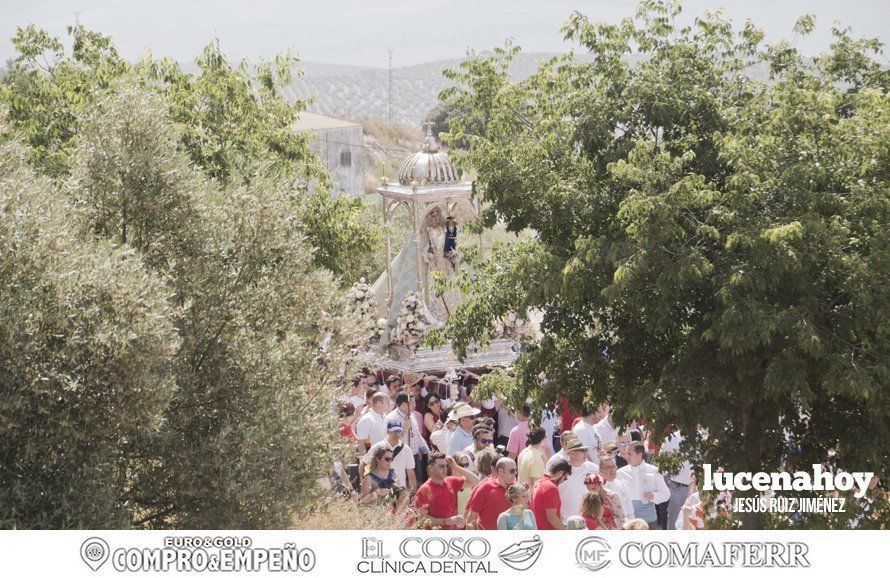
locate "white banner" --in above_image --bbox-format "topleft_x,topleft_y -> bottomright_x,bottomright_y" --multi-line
1,530 -> 887,577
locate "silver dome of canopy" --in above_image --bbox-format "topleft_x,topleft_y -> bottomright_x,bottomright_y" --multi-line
397,123 -> 458,185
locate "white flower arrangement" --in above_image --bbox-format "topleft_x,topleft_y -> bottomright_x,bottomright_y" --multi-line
391,291 -> 432,347
373,317 -> 387,341
349,278 -> 381,342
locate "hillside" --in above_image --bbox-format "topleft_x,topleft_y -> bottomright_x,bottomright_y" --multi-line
285,52 -> 596,126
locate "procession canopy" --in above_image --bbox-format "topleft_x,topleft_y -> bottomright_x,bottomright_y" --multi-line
366,123 -> 525,374
371,122 -> 479,342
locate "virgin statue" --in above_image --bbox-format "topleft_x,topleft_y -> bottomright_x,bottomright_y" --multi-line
420,206 -> 462,320
422,206 -> 450,274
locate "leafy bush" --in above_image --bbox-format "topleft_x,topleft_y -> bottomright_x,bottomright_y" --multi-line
1,25 -> 382,286
66,87 -> 365,528
0,116 -> 178,528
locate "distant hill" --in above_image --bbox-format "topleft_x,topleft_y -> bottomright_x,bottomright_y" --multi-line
284,52 -> 596,126
284,51 -> 774,127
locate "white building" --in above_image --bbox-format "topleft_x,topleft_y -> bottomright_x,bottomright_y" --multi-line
293,112 -> 363,196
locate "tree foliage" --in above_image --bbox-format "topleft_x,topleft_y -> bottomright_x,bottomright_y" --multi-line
65,87 -> 364,528
296,190 -> 384,285
0,114 -> 178,528
0,25 -> 381,284
440,0 -> 889,528
1,25 -> 129,177
0,23 -> 391,525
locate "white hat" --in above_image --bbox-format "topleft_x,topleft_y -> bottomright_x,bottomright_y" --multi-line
448,402 -> 481,420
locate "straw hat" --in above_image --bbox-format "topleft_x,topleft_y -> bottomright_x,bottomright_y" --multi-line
448,402 -> 481,420
401,372 -> 424,387
562,438 -> 590,453
601,440 -> 619,455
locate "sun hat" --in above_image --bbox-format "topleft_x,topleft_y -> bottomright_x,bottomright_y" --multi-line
562,438 -> 590,453
448,402 -> 481,421
401,372 -> 424,387
601,440 -> 619,455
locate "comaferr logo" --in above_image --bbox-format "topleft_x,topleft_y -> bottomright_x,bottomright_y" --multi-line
619,542 -> 810,568
575,538 -> 811,571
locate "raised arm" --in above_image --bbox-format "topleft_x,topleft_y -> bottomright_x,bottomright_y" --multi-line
446,455 -> 479,488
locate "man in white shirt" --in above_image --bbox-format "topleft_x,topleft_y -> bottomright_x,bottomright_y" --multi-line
462,422 -> 495,474
362,420 -> 417,491
354,392 -> 389,454
572,406 -> 605,465
386,392 -> 428,456
447,402 -> 480,456
340,372 -> 374,424
600,455 -> 634,524
660,431 -> 694,530
557,438 -> 599,520
616,441 -> 670,529
386,391 -> 430,484
593,407 -> 620,447
545,430 -> 578,471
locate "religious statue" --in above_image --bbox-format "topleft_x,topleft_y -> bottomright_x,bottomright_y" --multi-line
421,206 -> 462,320
444,215 -> 460,271
422,206 -> 450,274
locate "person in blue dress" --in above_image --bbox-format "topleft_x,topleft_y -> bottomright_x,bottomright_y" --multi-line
497,484 -> 537,530
360,447 -> 396,503
444,216 -> 458,255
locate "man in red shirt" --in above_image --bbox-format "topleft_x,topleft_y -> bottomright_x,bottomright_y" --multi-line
531,460 -> 572,530
414,451 -> 479,529
465,457 -> 517,529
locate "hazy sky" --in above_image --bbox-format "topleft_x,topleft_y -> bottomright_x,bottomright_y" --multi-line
2,1 -> 888,68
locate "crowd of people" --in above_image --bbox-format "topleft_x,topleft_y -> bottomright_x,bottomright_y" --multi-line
335,367 -> 708,531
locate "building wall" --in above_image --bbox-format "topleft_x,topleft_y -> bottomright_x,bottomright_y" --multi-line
308,126 -> 364,196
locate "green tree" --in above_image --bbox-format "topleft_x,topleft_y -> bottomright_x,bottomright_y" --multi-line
296,190 -> 383,285
1,26 -> 382,284
69,86 -> 363,528
0,112 -> 178,528
440,0 -> 889,528
1,24 -> 129,177
426,99 -> 484,150
135,41 -> 326,187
